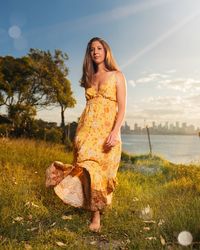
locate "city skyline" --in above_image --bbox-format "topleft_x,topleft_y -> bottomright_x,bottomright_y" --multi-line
124,120 -> 200,129
122,120 -> 200,135
1,0 -> 200,128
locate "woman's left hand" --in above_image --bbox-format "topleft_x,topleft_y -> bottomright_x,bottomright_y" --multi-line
104,130 -> 119,150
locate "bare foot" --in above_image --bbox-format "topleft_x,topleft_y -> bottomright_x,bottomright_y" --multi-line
89,211 -> 101,232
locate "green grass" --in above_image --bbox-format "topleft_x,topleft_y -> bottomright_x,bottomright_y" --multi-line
0,138 -> 200,249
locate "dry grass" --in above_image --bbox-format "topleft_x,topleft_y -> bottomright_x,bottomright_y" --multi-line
0,138 -> 200,249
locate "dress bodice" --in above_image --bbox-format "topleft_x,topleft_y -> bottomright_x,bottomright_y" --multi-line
85,73 -> 117,102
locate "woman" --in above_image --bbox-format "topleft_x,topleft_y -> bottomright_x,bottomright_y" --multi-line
46,37 -> 126,232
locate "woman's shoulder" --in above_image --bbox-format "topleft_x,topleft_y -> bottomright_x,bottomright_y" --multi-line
113,70 -> 126,84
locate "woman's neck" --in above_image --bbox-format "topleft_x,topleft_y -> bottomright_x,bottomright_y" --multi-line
95,63 -> 107,74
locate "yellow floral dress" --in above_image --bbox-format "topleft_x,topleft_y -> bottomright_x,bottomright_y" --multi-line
46,73 -> 121,211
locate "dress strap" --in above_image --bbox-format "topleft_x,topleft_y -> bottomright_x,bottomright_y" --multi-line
113,71 -> 118,87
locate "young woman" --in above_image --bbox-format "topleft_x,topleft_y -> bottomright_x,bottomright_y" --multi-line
46,37 -> 126,232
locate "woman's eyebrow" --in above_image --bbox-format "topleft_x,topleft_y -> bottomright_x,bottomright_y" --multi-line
90,46 -> 102,50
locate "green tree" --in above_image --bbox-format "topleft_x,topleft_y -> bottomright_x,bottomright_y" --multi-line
28,49 -> 76,143
0,50 -> 76,141
0,56 -> 37,136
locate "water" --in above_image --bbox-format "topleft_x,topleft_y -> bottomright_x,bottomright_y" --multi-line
121,134 -> 200,164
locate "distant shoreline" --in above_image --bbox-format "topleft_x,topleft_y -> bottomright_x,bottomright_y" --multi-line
121,132 -> 199,136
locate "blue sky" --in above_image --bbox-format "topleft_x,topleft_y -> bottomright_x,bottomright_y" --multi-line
1,0 -> 200,129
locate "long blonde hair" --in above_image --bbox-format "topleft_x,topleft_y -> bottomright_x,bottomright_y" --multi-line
80,37 -> 119,88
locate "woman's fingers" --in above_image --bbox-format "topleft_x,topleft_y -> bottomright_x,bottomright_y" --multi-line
106,134 -> 111,143
105,140 -> 112,146
105,138 -> 117,147
105,131 -> 119,148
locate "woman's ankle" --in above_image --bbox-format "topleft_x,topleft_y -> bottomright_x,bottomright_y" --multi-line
89,211 -> 101,232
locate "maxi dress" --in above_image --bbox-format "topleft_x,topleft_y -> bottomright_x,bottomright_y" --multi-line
46,73 -> 122,211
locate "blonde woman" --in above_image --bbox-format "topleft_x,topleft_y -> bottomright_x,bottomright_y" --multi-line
46,37 -> 126,232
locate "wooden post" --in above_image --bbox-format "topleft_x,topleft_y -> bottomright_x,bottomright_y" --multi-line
146,125 -> 152,156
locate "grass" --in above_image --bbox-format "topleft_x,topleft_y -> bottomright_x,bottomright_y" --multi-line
0,138 -> 200,249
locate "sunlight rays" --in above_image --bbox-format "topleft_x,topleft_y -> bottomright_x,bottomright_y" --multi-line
27,0 -> 173,39
121,9 -> 200,69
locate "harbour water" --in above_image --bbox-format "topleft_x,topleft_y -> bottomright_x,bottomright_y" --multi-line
121,134 -> 200,164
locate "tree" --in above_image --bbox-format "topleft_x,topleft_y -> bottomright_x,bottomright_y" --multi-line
0,49 -> 76,141
0,56 -> 37,135
28,49 -> 76,143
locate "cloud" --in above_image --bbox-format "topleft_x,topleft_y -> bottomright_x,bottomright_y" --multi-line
136,73 -> 168,84
135,71 -> 200,94
165,69 -> 176,74
186,94 -> 200,107
128,79 -> 136,87
125,93 -> 200,127
126,70 -> 200,127
127,72 -> 169,88
159,78 -> 200,93
140,94 -> 200,112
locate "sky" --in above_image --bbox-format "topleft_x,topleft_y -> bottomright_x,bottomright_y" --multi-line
1,0 -> 200,129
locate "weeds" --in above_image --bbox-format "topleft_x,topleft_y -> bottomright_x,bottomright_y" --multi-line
0,138 -> 200,249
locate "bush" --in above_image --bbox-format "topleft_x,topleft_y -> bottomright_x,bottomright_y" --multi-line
0,124 -> 12,137
45,128 -> 62,143
121,151 -> 131,162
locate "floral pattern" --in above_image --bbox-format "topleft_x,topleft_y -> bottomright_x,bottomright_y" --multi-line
46,73 -> 122,211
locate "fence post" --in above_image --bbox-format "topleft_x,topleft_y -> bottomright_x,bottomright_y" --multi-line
146,125 -> 152,156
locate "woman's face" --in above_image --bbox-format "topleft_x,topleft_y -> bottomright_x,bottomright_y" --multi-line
90,40 -> 106,65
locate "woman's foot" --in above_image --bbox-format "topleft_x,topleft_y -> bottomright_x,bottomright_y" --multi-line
89,211 -> 101,232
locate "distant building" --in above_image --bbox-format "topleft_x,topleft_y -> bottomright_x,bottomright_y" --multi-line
121,120 -> 199,135
164,122 -> 168,129
121,121 -> 131,134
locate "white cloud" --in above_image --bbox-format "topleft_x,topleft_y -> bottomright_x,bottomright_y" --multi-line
125,93 -> 200,128
135,71 -> 200,94
159,77 -> 200,93
126,71 -> 200,128
165,69 -> 176,74
128,79 -> 136,87
136,73 -> 168,83
186,94 -> 200,107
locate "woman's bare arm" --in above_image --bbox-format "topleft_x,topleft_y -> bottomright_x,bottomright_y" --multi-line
105,71 -> 127,148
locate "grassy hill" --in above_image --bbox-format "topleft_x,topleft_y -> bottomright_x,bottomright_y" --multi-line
0,138 -> 200,249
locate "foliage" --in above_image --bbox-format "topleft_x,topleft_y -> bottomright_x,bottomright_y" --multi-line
0,49 -> 76,142
28,49 -> 76,143
45,127 -> 62,143
121,151 -> 131,162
